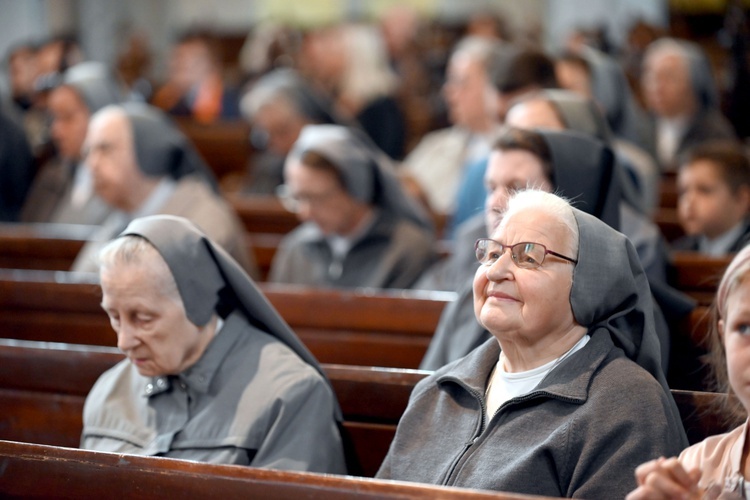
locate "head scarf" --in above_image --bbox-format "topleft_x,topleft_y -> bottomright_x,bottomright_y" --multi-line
286,124 -> 433,231
117,102 -> 219,191
569,207 -> 671,396
645,38 -> 720,111
119,214 -> 341,418
61,61 -> 124,113
577,46 -> 649,148
536,129 -> 620,230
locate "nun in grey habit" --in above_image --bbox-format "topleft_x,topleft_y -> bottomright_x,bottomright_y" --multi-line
378,190 -> 688,498
421,128 -> 623,370
269,124 -> 436,289
21,61 -> 124,225
71,102 -> 255,275
82,214 -> 347,472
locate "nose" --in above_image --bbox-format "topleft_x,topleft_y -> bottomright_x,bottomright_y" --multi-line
296,201 -> 313,222
484,248 -> 515,282
116,321 -> 140,353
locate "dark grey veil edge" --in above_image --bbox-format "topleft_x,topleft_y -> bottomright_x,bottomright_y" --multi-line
569,208 -> 686,441
119,214 -> 342,420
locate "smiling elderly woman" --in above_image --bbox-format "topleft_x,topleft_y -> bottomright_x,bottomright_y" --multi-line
81,215 -> 346,472
377,189 -> 688,498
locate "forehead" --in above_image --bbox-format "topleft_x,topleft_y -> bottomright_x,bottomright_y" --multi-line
506,99 -> 565,129
285,158 -> 341,188
448,54 -> 484,78
88,111 -> 130,143
493,207 -> 571,249
48,86 -> 87,111
647,49 -> 689,73
486,149 -> 546,183
100,251 -> 174,299
679,159 -> 725,183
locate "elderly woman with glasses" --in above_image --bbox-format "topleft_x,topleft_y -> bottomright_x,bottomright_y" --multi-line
269,124 -> 435,289
377,189 -> 687,498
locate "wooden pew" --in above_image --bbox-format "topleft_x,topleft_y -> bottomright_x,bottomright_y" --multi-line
0,222 -> 90,270
0,440 -> 538,500
669,252 -> 732,306
0,338 -> 421,478
0,338 -> 735,482
175,119 -> 251,181
0,269 -> 452,369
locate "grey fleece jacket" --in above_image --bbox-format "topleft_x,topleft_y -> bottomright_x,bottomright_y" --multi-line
377,332 -> 688,498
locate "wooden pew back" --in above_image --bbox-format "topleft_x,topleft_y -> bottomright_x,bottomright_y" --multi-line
669,252 -> 732,306
0,270 -> 451,368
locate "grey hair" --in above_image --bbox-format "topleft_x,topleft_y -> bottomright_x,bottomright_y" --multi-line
499,189 -> 579,258
450,35 -> 505,70
98,235 -> 181,302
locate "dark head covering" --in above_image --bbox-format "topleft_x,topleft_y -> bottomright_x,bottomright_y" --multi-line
577,46 -> 649,148
286,124 -> 433,231
118,214 -> 340,417
116,102 -> 219,191
569,206 -> 676,406
536,129 -> 621,230
61,61 -> 124,113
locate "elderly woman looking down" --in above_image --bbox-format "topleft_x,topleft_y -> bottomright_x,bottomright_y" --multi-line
81,215 -> 346,471
378,189 -> 687,497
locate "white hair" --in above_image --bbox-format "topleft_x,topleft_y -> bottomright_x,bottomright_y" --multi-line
99,235 -> 181,302
500,189 -> 579,258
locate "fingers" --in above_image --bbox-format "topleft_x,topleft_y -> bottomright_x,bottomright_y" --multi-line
629,457 -> 702,500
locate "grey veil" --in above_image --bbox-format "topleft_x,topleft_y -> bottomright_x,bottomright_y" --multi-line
118,214 -> 341,419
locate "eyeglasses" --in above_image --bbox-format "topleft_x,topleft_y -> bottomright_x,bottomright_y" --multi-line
475,238 -> 577,270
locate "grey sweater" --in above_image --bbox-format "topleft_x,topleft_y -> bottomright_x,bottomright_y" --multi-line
378,332 -> 688,498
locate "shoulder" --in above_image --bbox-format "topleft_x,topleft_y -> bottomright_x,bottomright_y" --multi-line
679,422 -> 746,473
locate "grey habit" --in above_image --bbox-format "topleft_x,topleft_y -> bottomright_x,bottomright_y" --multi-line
378,205 -> 688,498
421,129 -> 621,369
270,124 -> 436,289
21,62 -> 123,225
81,215 -> 346,472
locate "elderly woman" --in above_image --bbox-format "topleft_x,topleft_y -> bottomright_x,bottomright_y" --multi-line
70,102 -> 255,275
379,189 -> 687,497
21,61 -> 123,225
269,124 -> 435,289
81,214 -> 347,472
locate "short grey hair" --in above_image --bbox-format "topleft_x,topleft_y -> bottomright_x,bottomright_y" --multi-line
98,235 -> 181,302
450,35 -> 505,71
498,189 -> 579,258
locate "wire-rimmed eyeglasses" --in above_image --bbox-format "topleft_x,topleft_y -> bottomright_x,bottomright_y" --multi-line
475,238 -> 577,270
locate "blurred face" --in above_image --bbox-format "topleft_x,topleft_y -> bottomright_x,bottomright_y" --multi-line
48,86 -> 90,160
642,50 -> 696,118
443,55 -> 495,131
484,149 -> 553,234
720,277 -> 750,413
9,48 -> 39,96
473,208 -> 578,353
677,160 -> 750,239
505,99 -> 566,131
255,102 -> 308,156
284,159 -> 369,236
555,60 -> 592,99
169,40 -> 212,90
100,255 -> 211,377
85,111 -> 156,212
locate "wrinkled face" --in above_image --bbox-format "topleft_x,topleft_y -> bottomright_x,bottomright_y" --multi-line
473,208 -> 577,347
254,102 -> 308,156
100,255 -> 208,377
48,86 -> 91,160
484,149 -> 553,234
284,159 -> 366,236
505,99 -> 566,131
677,160 -> 749,239
721,278 -> 750,414
442,55 -> 493,130
85,111 -> 151,212
642,51 -> 695,118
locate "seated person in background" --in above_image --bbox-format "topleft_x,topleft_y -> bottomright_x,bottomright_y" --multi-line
378,189 -> 688,497
269,124 -> 435,289
82,214 -> 346,471
0,106 -> 35,222
239,68 -> 341,194
672,141 -> 750,256
627,245 -> 750,499
641,38 -> 736,171
152,31 -> 240,123
21,61 -> 123,225
71,103 -> 255,275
